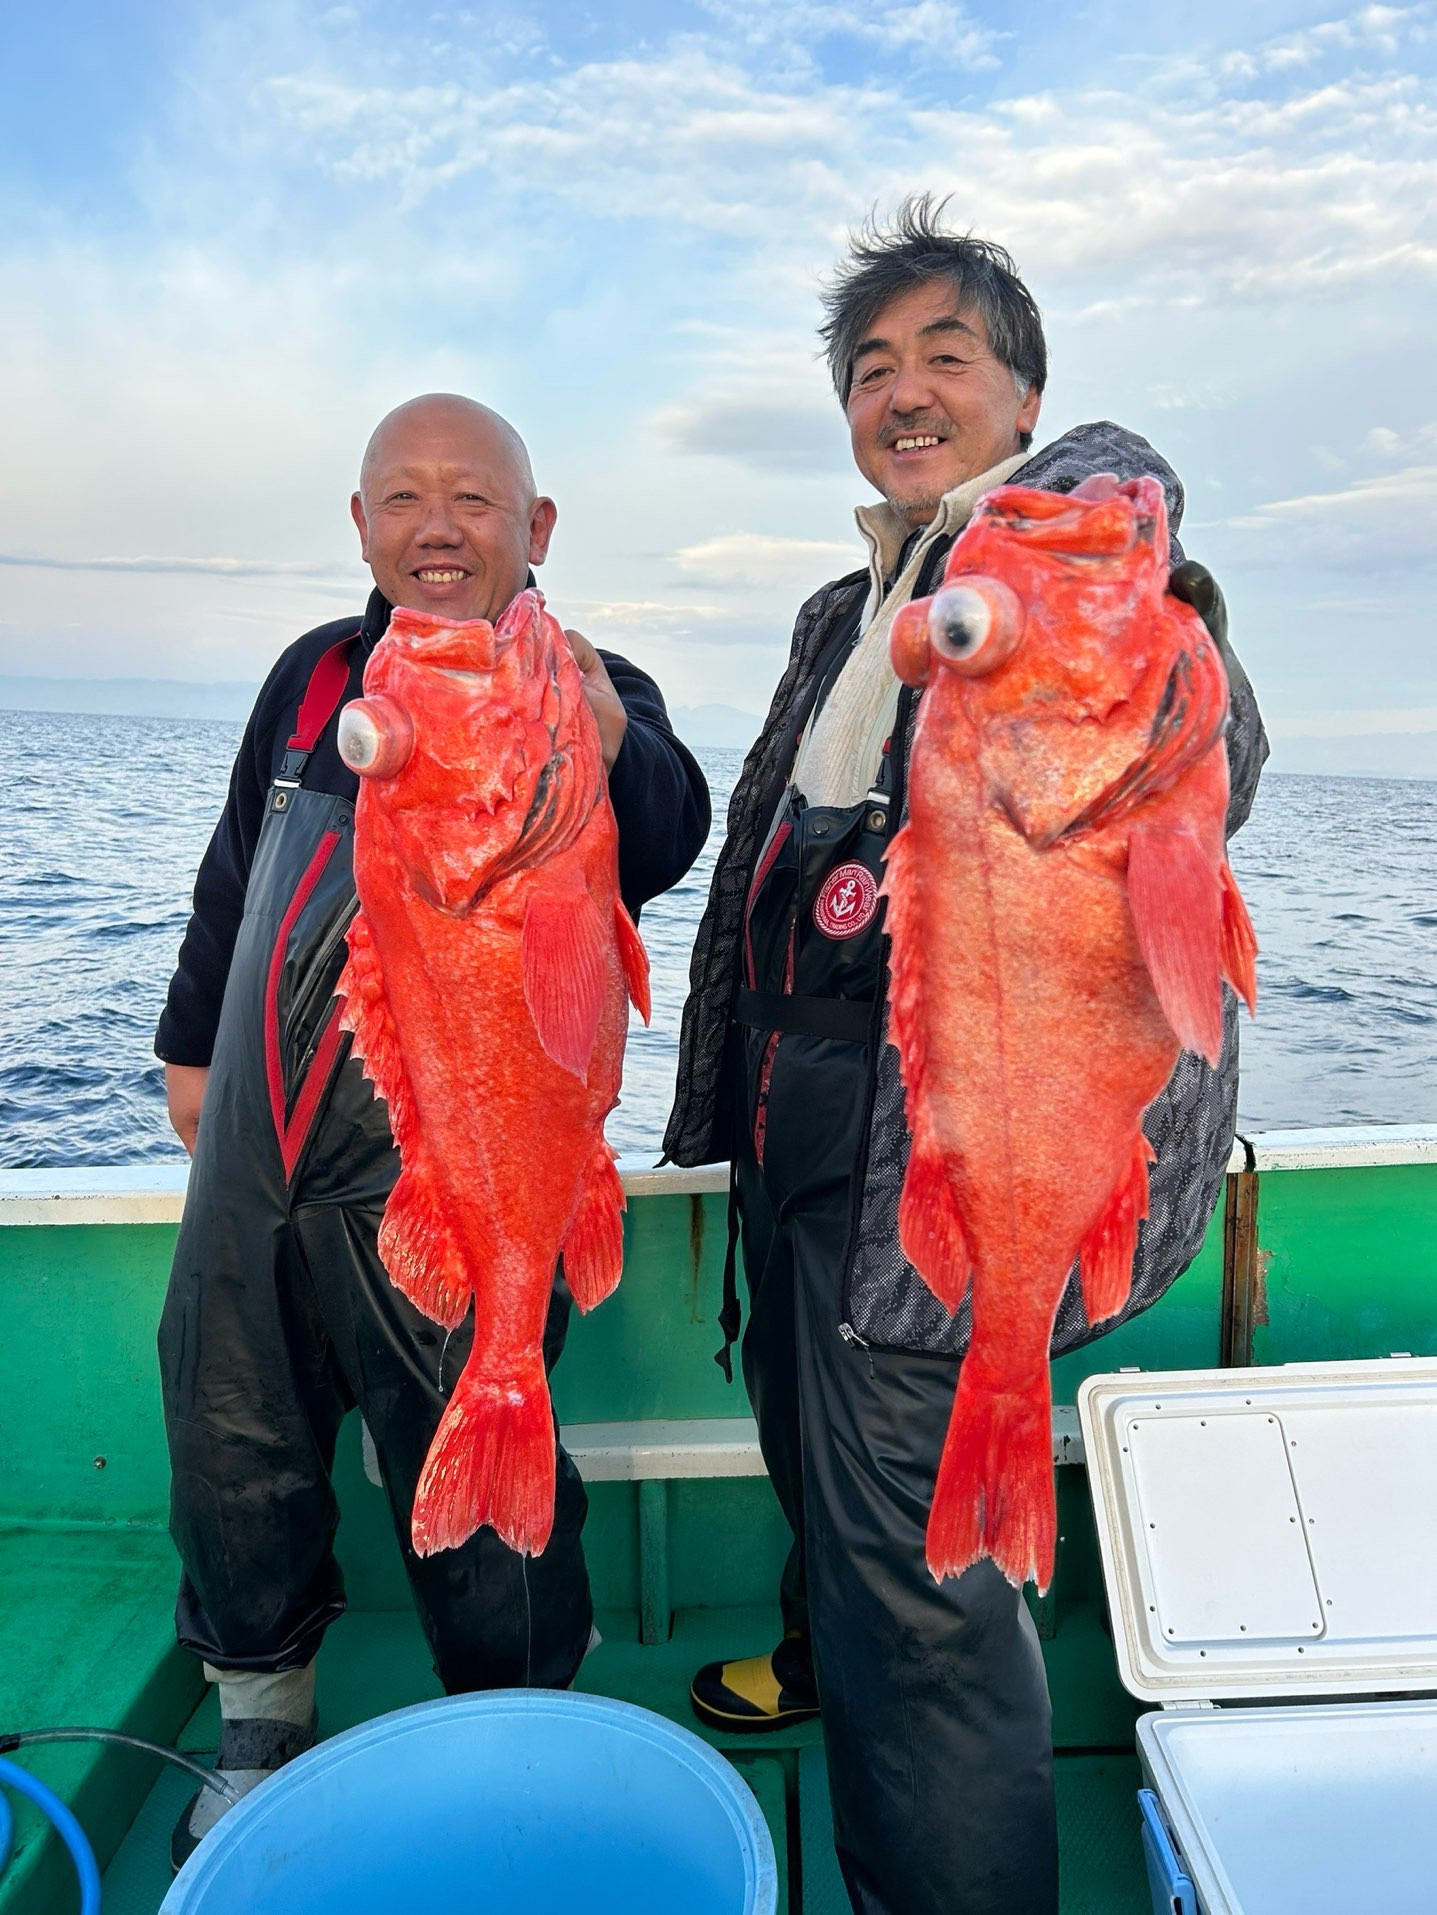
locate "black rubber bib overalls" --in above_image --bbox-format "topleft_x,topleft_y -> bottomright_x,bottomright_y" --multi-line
731,691 -> 1059,1914
159,636 -> 593,1691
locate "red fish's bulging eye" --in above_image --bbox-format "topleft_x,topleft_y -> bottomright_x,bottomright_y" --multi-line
926,579 -> 1025,676
338,696 -> 415,779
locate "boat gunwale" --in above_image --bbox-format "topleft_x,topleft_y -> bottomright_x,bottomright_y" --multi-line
2,1127 -> 1433,1227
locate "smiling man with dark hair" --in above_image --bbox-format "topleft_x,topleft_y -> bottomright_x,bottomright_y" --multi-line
665,199 -> 1267,1915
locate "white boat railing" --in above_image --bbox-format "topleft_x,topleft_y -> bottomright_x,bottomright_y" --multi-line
0,1128 -> 1433,1227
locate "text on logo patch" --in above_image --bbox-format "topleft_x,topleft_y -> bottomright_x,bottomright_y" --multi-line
813,861 -> 879,940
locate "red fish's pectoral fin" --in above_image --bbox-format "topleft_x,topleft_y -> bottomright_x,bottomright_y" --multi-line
561,1142 -> 626,1313
614,900 -> 651,1024
899,1132 -> 973,1314
522,884 -> 608,1080
1220,861 -> 1259,1016
1127,825 -> 1225,1066
927,1367 -> 1058,1595
411,1347 -> 557,1558
1080,1132 -> 1155,1325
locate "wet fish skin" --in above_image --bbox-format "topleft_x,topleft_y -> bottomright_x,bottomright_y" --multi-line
882,475 -> 1257,1593
336,589 -> 649,1558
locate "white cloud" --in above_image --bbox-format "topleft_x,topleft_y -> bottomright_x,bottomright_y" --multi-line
1363,422 -> 1437,460
1,0 -> 1435,744
247,48 -> 1437,317
1225,464 -> 1437,568
695,0 -> 1003,67
1223,3 -> 1422,75
656,396 -> 846,474
1269,703 -> 1437,737
563,598 -> 729,641
0,551 -> 361,580
673,531 -> 859,588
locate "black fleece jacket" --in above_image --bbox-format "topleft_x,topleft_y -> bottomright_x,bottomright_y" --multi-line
155,588 -> 711,1067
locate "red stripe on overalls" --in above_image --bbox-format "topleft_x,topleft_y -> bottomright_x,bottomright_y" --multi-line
265,631 -> 359,1181
265,833 -> 346,1179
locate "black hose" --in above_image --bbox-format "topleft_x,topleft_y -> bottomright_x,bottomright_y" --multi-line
0,1730 -> 239,1803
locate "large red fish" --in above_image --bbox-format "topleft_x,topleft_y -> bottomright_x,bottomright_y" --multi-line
881,474 -> 1257,1593
335,590 -> 649,1558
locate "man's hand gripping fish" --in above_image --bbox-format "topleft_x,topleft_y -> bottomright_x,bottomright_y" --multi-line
881,475 -> 1257,1594
335,591 -> 650,1558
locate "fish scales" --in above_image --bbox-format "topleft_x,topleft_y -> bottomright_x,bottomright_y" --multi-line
881,474 -> 1257,1594
335,590 -> 649,1559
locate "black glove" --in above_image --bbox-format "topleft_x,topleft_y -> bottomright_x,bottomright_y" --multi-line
1168,557 -> 1224,644
1168,559 -> 1268,833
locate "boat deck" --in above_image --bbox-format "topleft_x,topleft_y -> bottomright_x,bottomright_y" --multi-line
2,1133 -> 1434,1913
95,1606 -> 1153,1915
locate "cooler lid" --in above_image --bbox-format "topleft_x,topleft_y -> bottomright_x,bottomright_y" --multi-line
1078,1358 -> 1437,1702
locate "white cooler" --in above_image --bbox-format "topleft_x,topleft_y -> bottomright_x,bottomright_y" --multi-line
1078,1357 -> 1437,1915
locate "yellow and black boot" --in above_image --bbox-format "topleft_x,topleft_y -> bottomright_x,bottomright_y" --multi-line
689,1631 -> 819,1733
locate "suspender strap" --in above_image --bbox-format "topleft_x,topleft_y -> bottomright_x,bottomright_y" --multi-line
714,1157 -> 743,1382
279,631 -> 361,783
733,988 -> 873,1045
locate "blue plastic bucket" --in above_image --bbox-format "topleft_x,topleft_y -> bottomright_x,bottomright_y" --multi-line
161,1691 -> 778,1915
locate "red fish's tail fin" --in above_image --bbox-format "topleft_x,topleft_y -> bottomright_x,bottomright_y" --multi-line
1079,1132 -> 1155,1326
411,1350 -> 556,1559
1220,862 -> 1258,1016
562,1143 -> 626,1313
927,1367 -> 1057,1595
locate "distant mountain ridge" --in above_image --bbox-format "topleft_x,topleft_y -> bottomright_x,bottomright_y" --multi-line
0,675 -> 258,722
0,675 -> 766,749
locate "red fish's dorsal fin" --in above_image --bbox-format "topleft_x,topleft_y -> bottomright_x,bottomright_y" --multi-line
614,899 -> 651,1024
522,881 -> 608,1080
1126,825 -> 1225,1066
561,1141 -> 626,1313
1079,1132 -> 1155,1325
338,912 -> 471,1327
411,1345 -> 556,1558
1220,862 -> 1259,1016
882,823 -> 975,1312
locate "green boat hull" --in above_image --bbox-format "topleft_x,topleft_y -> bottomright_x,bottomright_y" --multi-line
2,1131 -> 1434,1913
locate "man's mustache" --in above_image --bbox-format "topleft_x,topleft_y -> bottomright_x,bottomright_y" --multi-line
878,412 -> 957,449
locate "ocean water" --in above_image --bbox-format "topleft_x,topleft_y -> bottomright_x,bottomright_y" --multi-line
0,710 -> 1432,1170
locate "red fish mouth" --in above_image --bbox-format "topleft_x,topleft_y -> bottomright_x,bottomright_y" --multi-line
387,606 -> 504,673
978,476 -> 1159,559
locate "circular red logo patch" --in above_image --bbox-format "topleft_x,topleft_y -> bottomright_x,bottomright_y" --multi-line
813,861 -> 879,940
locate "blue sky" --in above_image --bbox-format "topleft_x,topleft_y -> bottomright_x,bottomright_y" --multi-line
1,0 -> 1433,772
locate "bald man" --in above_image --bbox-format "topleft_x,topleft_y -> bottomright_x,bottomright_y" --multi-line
155,395 -> 710,1868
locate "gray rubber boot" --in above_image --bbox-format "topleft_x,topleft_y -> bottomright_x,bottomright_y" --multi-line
170,1662 -> 318,1873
